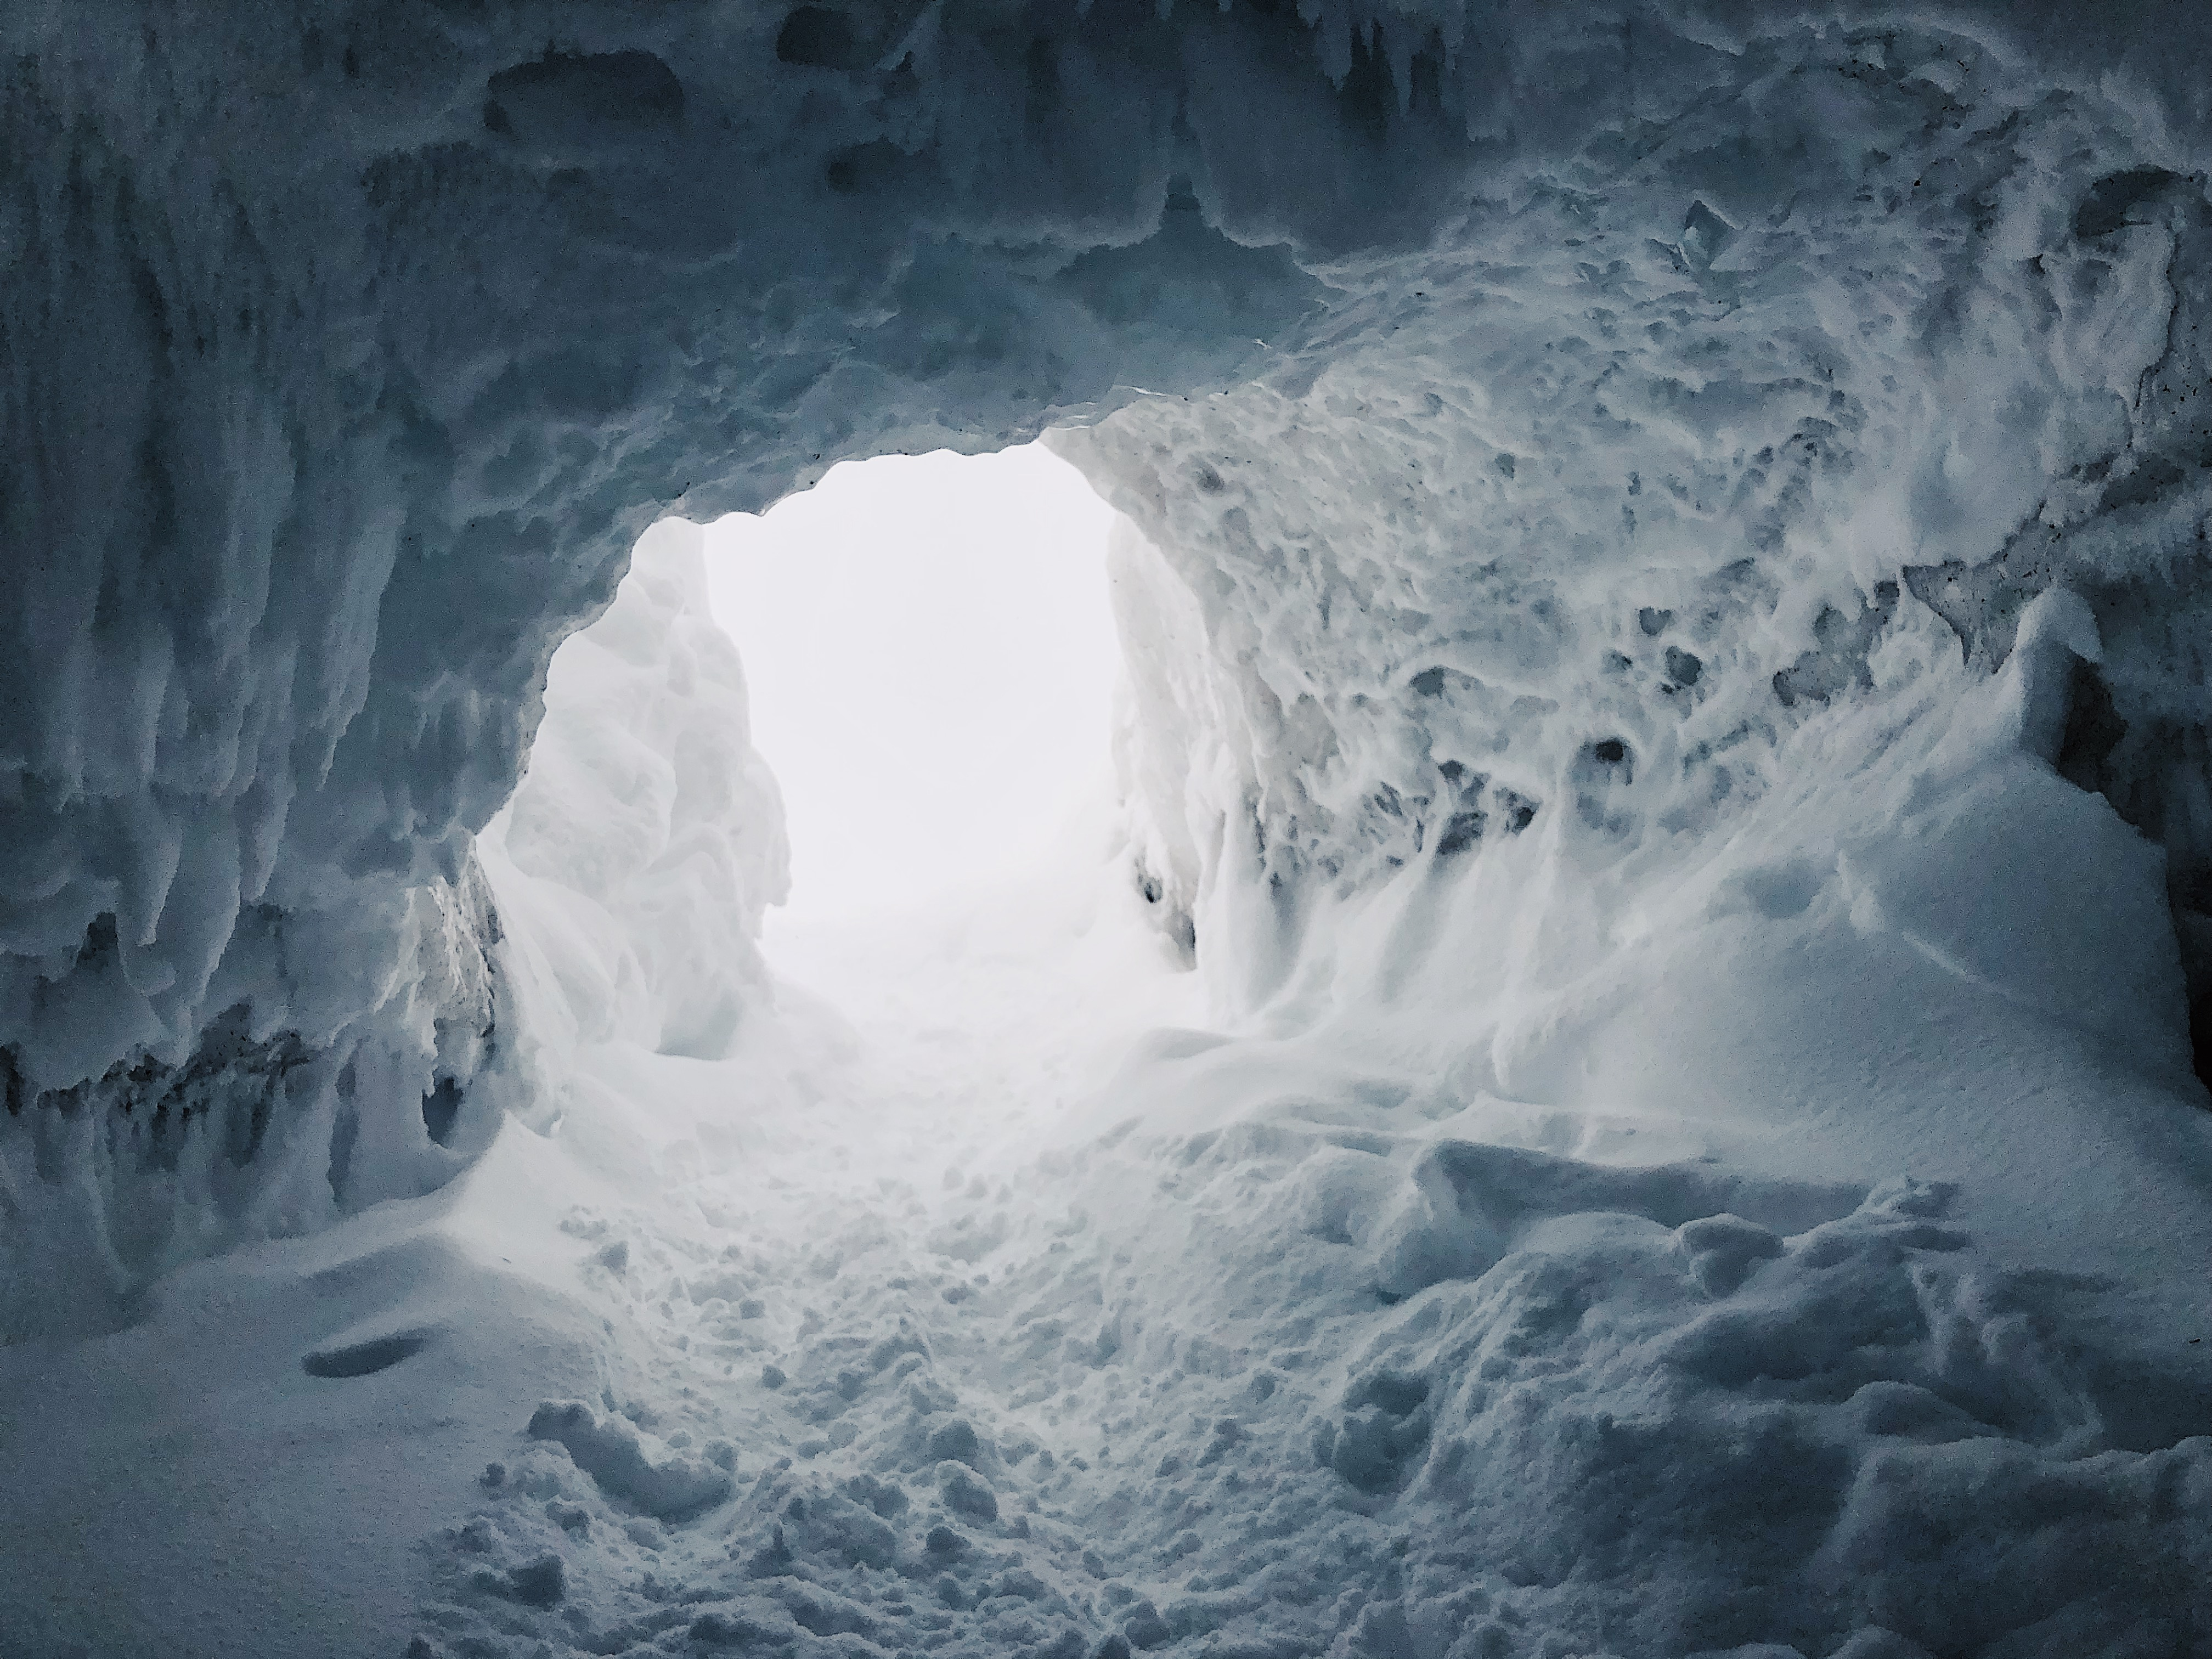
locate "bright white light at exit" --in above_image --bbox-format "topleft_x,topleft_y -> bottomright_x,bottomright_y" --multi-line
704,443 -> 1121,934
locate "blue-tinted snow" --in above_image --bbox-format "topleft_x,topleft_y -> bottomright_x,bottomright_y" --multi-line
3,5 -> 2211,1657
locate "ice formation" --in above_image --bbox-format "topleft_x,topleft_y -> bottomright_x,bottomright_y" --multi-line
4,1 -> 2212,1656
482,518 -> 788,1070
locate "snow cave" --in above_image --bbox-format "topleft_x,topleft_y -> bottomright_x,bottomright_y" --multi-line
2,4 -> 2210,1657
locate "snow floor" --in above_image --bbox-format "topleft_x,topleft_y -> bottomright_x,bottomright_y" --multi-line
5,786 -> 2208,1659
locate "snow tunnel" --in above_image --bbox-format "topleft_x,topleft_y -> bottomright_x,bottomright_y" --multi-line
3,3 -> 2212,1655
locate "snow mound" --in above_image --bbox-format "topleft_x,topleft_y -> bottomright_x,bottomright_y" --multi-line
482,518 -> 788,1071
1361,1139 -> 1864,1300
526,1399 -> 736,1522
403,1043 -> 2210,1659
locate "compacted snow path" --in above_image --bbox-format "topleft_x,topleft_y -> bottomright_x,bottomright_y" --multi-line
381,523 -> 2211,1659
403,872 -> 2210,1659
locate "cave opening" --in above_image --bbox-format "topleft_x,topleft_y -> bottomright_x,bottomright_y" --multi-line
7,7 -> 2212,1653
703,442 -> 1122,945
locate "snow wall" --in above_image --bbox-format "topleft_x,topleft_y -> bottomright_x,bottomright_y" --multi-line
5,0 -> 2212,1346
479,518 -> 789,1077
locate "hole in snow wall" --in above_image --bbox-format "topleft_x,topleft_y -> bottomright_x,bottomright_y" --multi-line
0,0 -> 1458,1336
7,3 -> 2212,1334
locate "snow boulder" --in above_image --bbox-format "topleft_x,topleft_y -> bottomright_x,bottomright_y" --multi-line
525,1400 -> 733,1522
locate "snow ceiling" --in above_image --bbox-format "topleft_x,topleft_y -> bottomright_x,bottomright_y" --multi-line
4,0 -> 2212,1346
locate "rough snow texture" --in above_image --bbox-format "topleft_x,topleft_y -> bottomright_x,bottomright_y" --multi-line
8,4 -> 2212,1640
0,0 -> 1463,1327
2,10 -> 2212,1623
0,847 -> 506,1342
1057,30 -> 2212,1026
481,519 -> 788,1073
394,928 -> 2211,1659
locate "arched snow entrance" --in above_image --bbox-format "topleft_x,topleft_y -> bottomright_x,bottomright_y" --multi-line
4,5 -> 2212,1654
707,444 -> 1121,936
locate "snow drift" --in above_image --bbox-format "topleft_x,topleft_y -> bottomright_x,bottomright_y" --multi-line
482,518 -> 788,1073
